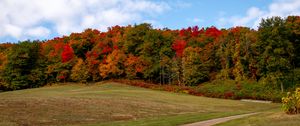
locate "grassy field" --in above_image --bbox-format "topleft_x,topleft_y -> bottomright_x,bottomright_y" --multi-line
216,109 -> 300,126
0,82 -> 280,126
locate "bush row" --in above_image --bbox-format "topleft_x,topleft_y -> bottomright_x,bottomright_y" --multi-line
195,80 -> 285,102
113,79 -> 285,102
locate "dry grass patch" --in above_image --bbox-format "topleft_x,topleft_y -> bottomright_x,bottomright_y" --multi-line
0,82 -> 279,126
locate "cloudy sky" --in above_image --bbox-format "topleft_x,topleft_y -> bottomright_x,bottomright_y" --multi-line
1,0 -> 300,42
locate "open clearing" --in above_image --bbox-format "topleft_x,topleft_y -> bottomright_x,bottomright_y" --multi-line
0,82 -> 279,126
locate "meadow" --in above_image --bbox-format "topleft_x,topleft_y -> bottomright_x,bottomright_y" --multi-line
0,82 -> 281,126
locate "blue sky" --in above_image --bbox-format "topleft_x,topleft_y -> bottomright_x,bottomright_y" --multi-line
154,0 -> 271,28
0,0 -> 299,43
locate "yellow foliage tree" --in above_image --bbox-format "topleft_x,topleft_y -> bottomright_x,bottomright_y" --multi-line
182,47 -> 209,86
99,50 -> 126,79
71,58 -> 89,83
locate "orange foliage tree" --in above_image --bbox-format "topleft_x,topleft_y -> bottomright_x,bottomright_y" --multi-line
99,49 -> 126,79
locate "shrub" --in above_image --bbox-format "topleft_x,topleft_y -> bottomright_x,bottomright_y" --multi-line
282,88 -> 300,114
195,80 -> 284,102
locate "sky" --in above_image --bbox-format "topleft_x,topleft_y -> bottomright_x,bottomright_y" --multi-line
0,0 -> 300,43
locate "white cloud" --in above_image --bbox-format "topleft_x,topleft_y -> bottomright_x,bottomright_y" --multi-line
269,0 -> 300,16
217,0 -> 300,29
0,0 -> 170,41
26,26 -> 50,37
231,7 -> 264,26
3,24 -> 22,38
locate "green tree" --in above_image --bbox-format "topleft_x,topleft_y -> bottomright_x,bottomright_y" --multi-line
69,29 -> 99,59
256,17 -> 294,92
285,16 -> 300,67
182,47 -> 209,86
2,41 -> 42,89
124,23 -> 151,55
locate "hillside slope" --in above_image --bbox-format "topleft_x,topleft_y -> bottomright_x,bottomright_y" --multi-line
0,82 -> 279,126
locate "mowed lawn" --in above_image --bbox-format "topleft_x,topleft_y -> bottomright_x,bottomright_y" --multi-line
216,109 -> 300,126
0,82 -> 279,126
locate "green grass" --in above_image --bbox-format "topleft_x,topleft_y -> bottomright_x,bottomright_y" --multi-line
216,109 -> 300,126
0,82 -> 279,126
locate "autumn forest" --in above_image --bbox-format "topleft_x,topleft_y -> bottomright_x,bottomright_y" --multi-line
0,16 -> 299,94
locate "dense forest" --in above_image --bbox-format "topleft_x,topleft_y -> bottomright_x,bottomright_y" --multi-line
0,16 -> 299,92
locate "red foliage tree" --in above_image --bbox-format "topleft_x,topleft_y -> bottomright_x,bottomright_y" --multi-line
205,26 -> 222,38
101,46 -> 112,54
191,26 -> 204,37
61,45 -> 74,63
179,29 -> 187,37
172,40 -> 187,57
179,27 -> 191,37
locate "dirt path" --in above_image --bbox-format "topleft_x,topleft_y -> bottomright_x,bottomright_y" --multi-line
182,112 -> 259,126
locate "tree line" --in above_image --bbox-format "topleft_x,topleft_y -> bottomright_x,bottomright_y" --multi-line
0,16 -> 299,91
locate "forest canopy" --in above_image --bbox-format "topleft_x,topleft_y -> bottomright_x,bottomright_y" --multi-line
0,16 -> 299,91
